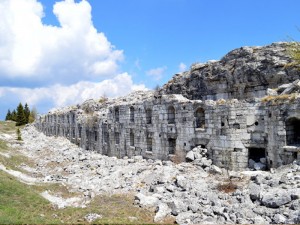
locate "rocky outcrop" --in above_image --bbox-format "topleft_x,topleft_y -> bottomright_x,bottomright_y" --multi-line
160,42 -> 299,101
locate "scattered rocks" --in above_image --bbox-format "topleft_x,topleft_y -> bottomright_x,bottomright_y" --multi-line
6,125 -> 298,224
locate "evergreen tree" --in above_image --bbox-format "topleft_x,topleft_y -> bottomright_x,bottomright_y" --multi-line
11,110 -> 17,122
16,103 -> 26,126
5,109 -> 11,121
24,103 -> 30,124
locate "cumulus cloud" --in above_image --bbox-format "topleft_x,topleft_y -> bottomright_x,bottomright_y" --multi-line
179,62 -> 187,72
146,66 -> 167,81
0,73 -> 147,111
0,0 -> 123,86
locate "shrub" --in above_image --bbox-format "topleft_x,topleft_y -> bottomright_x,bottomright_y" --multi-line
16,128 -> 22,141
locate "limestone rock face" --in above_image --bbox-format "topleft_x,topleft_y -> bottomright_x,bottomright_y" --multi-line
160,43 -> 299,100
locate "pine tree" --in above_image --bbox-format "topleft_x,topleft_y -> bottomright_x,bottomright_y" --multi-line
11,110 -> 17,122
16,103 -> 26,126
24,103 -> 30,124
5,109 -> 12,121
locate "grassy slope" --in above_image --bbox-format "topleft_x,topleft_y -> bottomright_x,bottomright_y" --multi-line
0,121 -> 160,224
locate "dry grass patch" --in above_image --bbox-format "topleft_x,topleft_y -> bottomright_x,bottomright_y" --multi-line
261,93 -> 297,104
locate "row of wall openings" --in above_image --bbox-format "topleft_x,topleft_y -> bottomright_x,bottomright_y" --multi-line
115,106 -> 205,128
116,107 -> 152,124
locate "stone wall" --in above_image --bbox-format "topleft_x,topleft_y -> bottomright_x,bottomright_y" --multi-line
35,92 -> 300,171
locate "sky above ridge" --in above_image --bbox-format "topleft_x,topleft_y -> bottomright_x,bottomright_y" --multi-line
0,0 -> 300,119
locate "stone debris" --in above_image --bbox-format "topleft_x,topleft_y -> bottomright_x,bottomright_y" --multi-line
15,125 -> 300,224
84,213 -> 102,222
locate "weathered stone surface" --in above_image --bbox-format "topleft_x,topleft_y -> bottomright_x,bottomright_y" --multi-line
249,183 -> 261,201
161,43 -> 299,101
185,151 -> 194,161
209,165 -> 222,174
261,190 -> 292,208
254,162 -> 267,171
154,203 -> 172,222
135,193 -> 159,208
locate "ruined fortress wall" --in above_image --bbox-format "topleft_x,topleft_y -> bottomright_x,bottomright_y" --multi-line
35,94 -> 300,171
34,43 -> 300,171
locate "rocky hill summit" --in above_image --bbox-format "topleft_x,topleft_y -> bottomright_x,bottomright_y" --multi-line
160,42 -> 299,100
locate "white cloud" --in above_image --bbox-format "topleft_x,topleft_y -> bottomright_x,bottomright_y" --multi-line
0,0 -> 123,84
179,62 -> 187,72
0,73 -> 147,111
146,66 -> 167,81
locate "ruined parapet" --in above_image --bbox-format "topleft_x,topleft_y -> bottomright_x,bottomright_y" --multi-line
160,43 -> 299,101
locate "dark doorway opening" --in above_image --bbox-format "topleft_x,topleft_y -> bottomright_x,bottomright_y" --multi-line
248,148 -> 266,162
168,138 -> 176,154
286,117 -> 300,146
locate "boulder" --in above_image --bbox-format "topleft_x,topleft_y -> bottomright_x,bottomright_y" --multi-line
273,214 -> 287,224
185,151 -> 195,161
248,183 -> 261,201
176,175 -> 189,190
248,159 -> 255,169
209,165 -> 222,174
135,193 -> 159,208
260,157 -> 267,164
254,162 -> 266,170
154,203 -> 172,222
261,190 -> 292,208
201,158 -> 212,167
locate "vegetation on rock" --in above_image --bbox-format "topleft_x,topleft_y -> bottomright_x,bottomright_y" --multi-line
287,41 -> 300,68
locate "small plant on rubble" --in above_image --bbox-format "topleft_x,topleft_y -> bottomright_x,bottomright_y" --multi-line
16,128 -> 22,141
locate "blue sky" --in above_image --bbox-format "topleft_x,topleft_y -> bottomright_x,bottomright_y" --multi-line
0,0 -> 300,119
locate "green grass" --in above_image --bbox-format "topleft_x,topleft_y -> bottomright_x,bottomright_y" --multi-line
0,171 -> 158,224
0,171 -> 57,224
0,140 -> 8,151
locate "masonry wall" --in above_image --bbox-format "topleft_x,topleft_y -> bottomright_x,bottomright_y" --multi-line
35,95 -> 300,171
